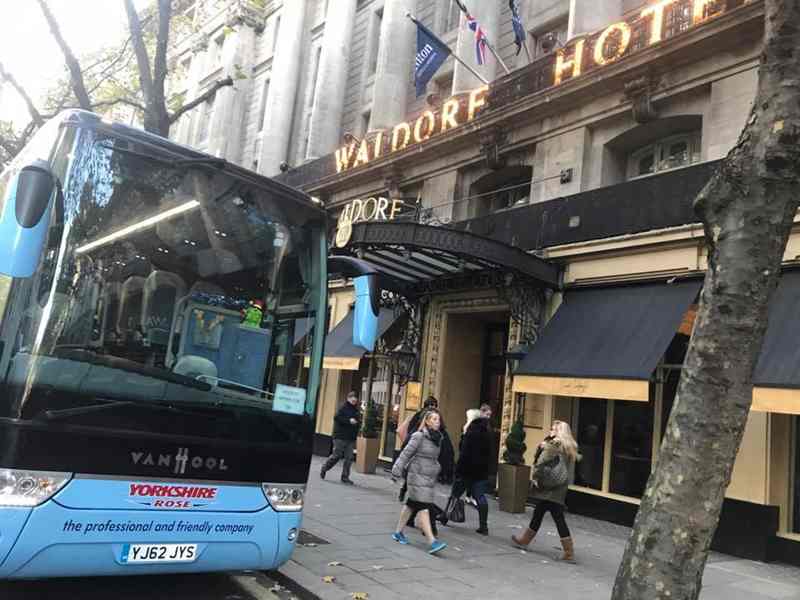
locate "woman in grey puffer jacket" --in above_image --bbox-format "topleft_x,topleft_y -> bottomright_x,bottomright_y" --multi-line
391,410 -> 448,555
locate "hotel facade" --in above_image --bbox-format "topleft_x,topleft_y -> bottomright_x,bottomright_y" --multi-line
171,0 -> 799,565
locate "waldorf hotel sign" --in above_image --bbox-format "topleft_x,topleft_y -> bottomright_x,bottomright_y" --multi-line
333,0 -> 753,175
335,197 -> 407,248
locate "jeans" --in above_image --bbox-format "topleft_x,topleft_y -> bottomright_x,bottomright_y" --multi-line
322,439 -> 355,479
529,500 -> 571,538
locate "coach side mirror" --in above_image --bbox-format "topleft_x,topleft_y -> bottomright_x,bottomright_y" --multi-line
353,274 -> 380,353
0,160 -> 57,278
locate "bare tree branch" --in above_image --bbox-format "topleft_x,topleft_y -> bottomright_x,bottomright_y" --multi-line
0,62 -> 45,126
169,76 -> 234,124
123,0 -> 155,110
35,0 -> 92,110
91,97 -> 147,113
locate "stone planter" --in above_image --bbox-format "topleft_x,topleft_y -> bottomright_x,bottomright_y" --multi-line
498,463 -> 531,514
355,436 -> 380,474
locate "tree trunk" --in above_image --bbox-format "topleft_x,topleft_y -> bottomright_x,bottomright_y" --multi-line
612,1 -> 800,599
123,0 -> 159,134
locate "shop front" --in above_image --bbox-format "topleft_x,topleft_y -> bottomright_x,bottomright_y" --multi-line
512,270 -> 800,564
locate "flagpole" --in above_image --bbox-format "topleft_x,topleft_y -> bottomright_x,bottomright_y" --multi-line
522,40 -> 533,64
455,1 -> 511,75
406,13 -> 489,86
484,39 -> 511,75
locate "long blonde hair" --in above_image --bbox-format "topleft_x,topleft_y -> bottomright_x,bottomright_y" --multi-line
417,409 -> 441,431
463,408 -> 481,434
552,420 -> 579,462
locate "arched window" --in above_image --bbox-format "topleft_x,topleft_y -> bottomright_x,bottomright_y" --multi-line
467,166 -> 533,219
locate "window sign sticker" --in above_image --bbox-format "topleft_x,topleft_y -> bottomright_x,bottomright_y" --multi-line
274,384 -> 306,415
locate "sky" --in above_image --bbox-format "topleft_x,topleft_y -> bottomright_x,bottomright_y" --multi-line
0,0 -> 149,127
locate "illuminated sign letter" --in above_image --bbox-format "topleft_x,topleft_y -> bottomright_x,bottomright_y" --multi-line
335,143 -> 356,173
692,0 -> 719,24
389,199 -> 404,220
392,122 -> 411,152
361,197 -> 378,221
641,0 -> 675,45
375,197 -> 390,220
593,22 -> 632,66
414,111 -> 436,143
468,86 -> 489,121
441,99 -> 461,133
373,131 -> 384,159
554,39 -> 585,86
353,139 -> 371,167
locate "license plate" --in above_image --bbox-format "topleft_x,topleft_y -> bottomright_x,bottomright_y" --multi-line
121,543 -> 198,564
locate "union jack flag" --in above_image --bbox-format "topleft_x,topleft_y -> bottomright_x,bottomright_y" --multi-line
455,0 -> 488,65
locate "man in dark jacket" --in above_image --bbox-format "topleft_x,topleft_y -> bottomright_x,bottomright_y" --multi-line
320,391 -> 361,485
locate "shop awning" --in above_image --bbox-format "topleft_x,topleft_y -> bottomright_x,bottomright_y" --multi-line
513,280 -> 702,401
753,271 -> 800,414
323,308 -> 398,370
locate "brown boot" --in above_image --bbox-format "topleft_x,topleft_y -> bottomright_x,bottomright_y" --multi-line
511,528 -> 537,548
558,536 -> 575,561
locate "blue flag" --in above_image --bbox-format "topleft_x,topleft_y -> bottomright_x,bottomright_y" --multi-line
412,17 -> 452,97
510,0 -> 526,56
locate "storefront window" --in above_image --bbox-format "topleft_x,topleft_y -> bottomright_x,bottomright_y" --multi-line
575,400 -> 607,490
610,400 -> 654,497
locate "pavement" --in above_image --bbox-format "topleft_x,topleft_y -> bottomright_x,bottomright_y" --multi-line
281,457 -> 800,600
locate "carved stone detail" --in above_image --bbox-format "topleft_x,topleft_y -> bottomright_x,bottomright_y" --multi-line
191,33 -> 211,53
382,165 -> 404,198
624,75 -> 659,124
478,124 -> 509,170
226,0 -> 267,33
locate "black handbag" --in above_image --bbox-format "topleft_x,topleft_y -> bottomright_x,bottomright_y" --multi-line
445,496 -> 466,523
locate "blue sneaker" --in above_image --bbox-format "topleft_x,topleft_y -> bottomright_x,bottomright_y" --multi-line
392,532 -> 409,545
428,540 -> 447,555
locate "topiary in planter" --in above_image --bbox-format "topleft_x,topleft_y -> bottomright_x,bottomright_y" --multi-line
502,419 -> 527,465
360,398 -> 380,439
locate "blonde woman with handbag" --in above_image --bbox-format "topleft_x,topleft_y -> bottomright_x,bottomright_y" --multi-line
511,420 -> 579,561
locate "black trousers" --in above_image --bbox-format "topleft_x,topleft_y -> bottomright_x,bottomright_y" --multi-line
529,500 -> 571,538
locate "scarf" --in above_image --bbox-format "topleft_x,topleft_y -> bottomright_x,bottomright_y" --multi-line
426,428 -> 443,446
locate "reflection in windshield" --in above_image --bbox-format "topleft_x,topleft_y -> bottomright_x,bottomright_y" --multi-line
0,129 -> 323,426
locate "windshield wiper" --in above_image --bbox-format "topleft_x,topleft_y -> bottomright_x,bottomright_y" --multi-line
37,399 -> 231,422
99,144 -> 227,170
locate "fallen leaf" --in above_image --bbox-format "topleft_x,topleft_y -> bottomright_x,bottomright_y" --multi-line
351,593 -> 369,600
304,542 -> 318,548
322,576 -> 336,584
371,565 -> 383,570
327,561 -> 342,567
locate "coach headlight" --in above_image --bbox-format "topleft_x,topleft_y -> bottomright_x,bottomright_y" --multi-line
0,469 -> 71,507
262,483 -> 305,512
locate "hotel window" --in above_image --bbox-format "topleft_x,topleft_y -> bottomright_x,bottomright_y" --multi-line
627,133 -> 701,180
361,111 -> 371,138
531,20 -> 568,59
272,15 -> 282,54
368,9 -> 383,75
196,97 -> 214,144
257,78 -> 270,132
212,35 -> 225,69
442,0 -> 461,33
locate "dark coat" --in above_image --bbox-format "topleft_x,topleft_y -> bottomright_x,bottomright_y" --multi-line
332,401 -> 361,441
455,418 -> 493,482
